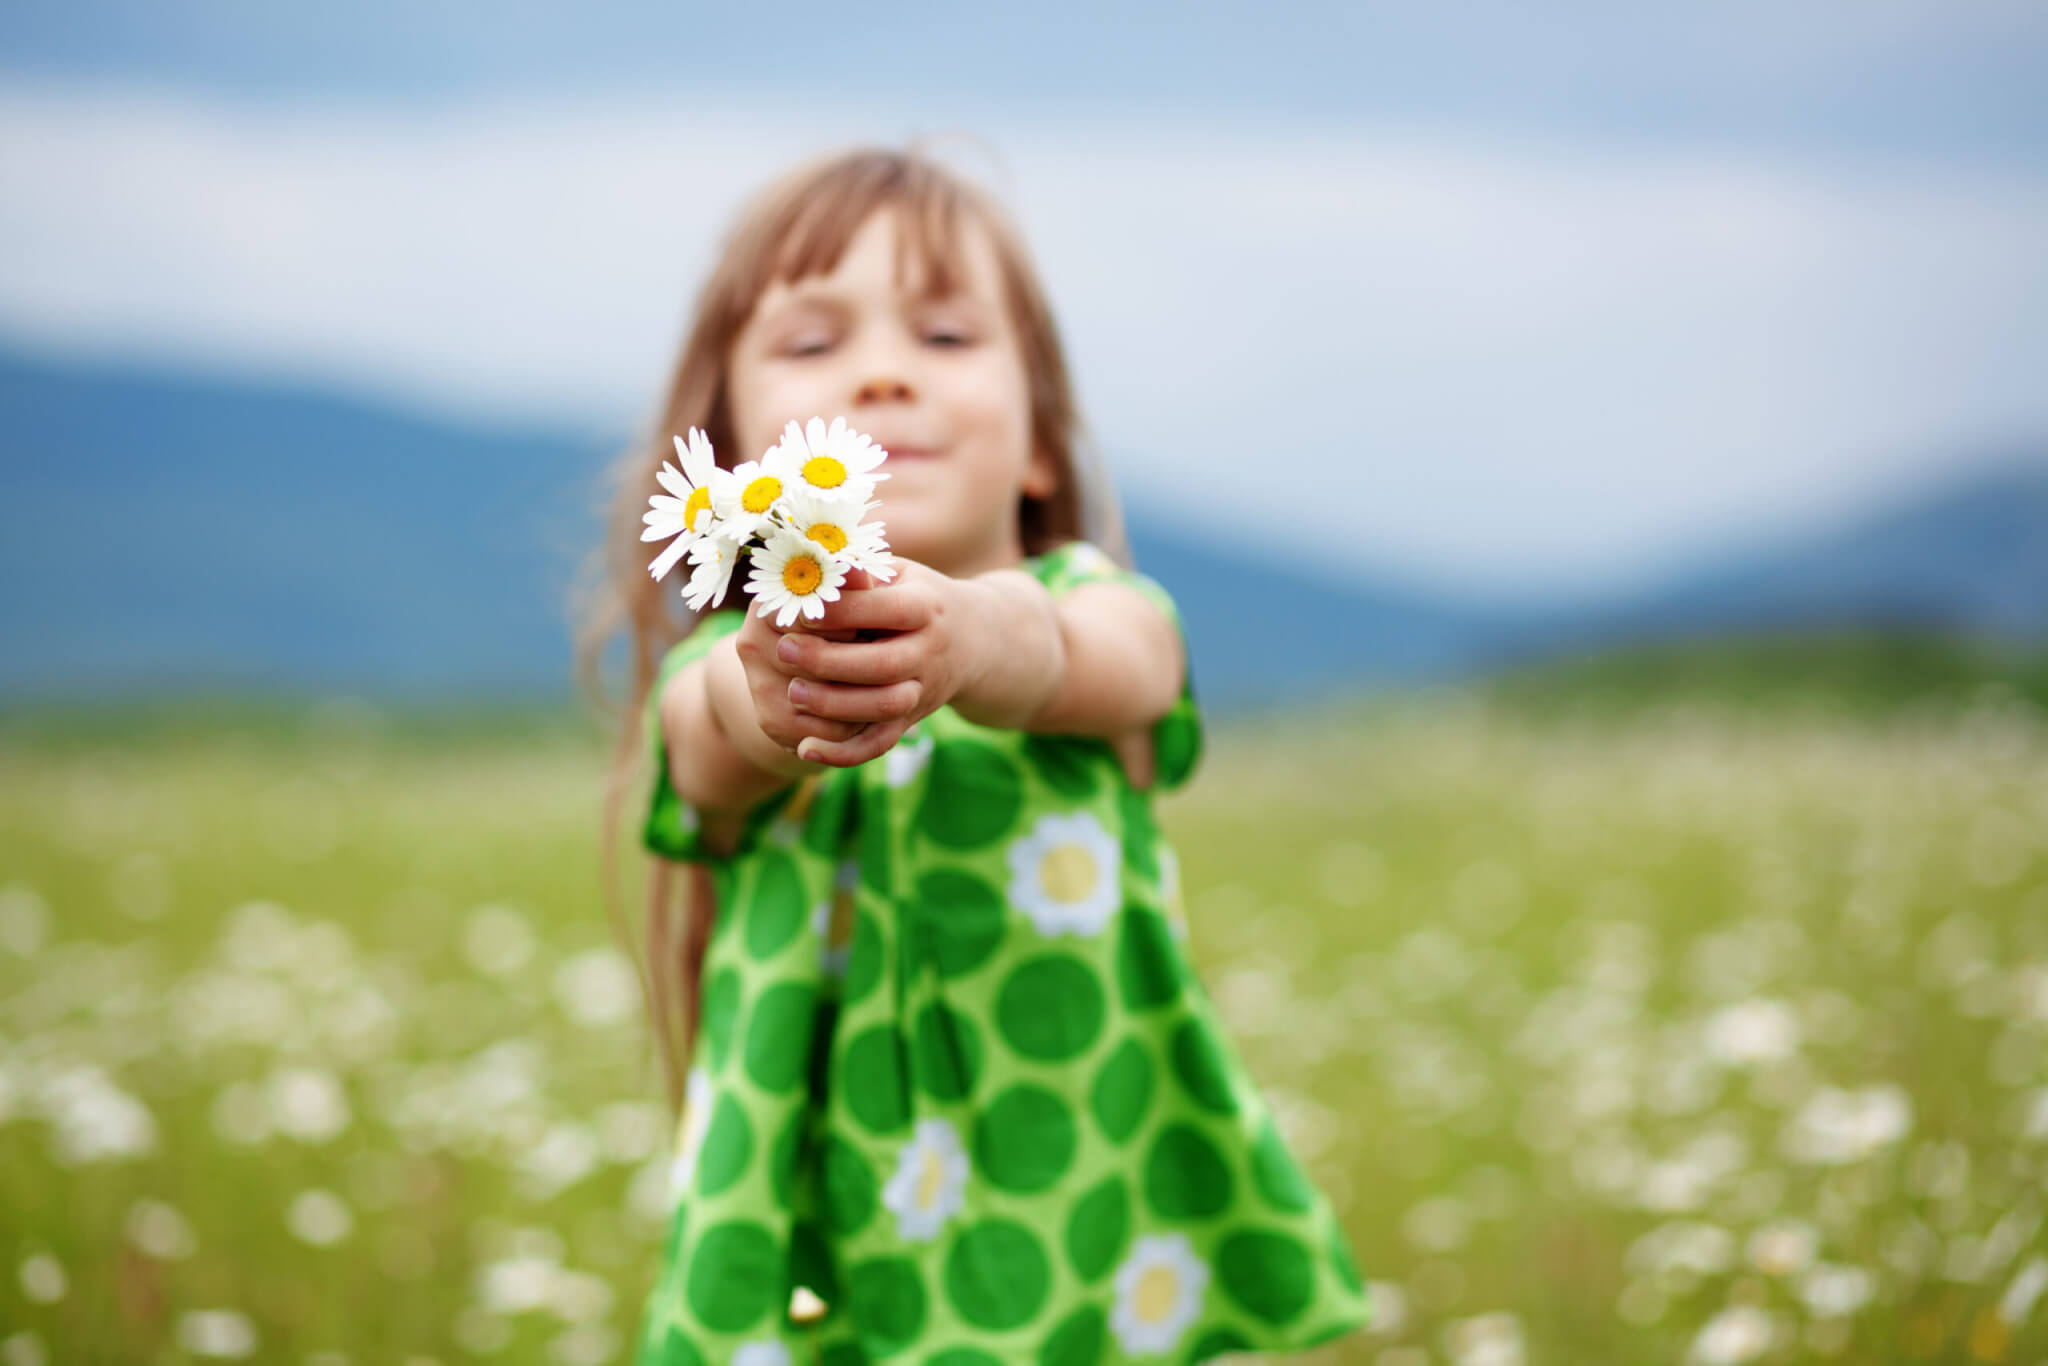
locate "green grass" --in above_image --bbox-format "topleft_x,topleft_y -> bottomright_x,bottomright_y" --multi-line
2,649 -> 2046,1363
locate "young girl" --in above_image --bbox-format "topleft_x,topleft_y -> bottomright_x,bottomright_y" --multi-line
585,147 -> 1372,1364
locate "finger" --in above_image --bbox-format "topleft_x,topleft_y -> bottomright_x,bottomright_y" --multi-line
777,630 -> 925,686
797,717 -> 911,768
766,715 -> 866,752
789,677 -> 920,724
812,584 -> 931,634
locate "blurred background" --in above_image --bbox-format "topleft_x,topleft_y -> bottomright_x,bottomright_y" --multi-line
1,3 -> 2045,1363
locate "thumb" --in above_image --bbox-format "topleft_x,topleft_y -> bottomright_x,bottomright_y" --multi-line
841,565 -> 875,592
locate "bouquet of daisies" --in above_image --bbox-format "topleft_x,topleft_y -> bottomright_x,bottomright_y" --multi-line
642,416 -> 896,626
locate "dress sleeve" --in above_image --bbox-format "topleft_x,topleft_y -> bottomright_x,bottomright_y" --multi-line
1032,540 -> 1205,792
640,611 -> 759,863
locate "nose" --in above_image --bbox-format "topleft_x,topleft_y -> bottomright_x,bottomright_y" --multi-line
854,375 -> 914,405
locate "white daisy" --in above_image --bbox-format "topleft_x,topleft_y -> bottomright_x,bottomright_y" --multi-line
1111,1233 -> 1208,1356
881,1117 -> 968,1242
768,416 -> 889,506
680,535 -> 741,614
642,428 -> 722,581
884,729 -> 934,789
710,456 -> 790,544
1006,810 -> 1122,938
780,488 -> 897,582
745,526 -> 851,629
732,1342 -> 792,1366
669,1066 -> 713,1202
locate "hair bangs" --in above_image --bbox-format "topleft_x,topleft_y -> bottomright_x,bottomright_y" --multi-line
755,153 -> 974,305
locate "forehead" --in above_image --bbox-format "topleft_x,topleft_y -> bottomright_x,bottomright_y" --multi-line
763,203 -> 1004,308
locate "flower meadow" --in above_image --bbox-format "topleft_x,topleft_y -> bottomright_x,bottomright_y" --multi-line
642,418 -> 894,626
1,684 -> 2046,1363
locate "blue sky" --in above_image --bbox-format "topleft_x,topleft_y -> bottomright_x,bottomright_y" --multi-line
2,3 -> 2044,597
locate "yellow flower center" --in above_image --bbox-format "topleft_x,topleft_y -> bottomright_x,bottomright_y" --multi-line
683,487 -> 711,531
742,475 -> 783,514
805,522 -> 849,554
782,554 -> 823,596
915,1149 -> 946,1209
802,455 -> 847,489
1134,1265 -> 1178,1323
1039,843 -> 1097,904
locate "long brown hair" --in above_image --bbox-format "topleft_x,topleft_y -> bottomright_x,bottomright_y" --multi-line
572,144 -> 1109,1118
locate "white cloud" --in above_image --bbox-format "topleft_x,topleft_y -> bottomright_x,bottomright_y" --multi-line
2,82 -> 2044,595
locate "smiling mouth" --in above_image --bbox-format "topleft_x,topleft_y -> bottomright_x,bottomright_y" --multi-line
878,444 -> 939,460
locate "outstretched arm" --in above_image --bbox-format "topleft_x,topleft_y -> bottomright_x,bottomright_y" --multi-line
654,607 -> 868,845
771,558 -> 1186,768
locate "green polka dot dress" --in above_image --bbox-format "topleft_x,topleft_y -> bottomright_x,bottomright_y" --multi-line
633,541 -> 1373,1365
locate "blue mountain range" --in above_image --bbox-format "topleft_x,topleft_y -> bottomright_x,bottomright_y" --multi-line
2,350 -> 2042,710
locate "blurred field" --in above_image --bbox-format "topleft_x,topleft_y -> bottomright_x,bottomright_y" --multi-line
2,649 -> 2046,1364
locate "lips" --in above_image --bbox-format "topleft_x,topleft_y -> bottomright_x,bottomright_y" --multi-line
871,439 -> 939,460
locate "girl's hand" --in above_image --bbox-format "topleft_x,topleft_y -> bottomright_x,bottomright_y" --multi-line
730,594 -> 870,763
773,558 -> 986,767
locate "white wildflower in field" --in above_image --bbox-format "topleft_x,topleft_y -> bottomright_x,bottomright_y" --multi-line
40,1065 -> 157,1164
478,1254 -> 559,1314
546,1268 -> 615,1322
17,1254 -> 65,1303
2001,1256 -> 2048,1329
518,1121 -> 600,1200
1442,1311 -> 1524,1366
1704,998 -> 1800,1065
287,1189 -> 354,1246
1799,1262 -> 1875,1317
553,946 -> 637,1029
177,1311 -> 257,1360
463,903 -> 536,978
126,1199 -> 197,1260
548,1322 -> 619,1366
267,1066 -> 350,1143
1781,1084 -> 1912,1165
1688,1305 -> 1776,1363
1746,1218 -> 1819,1276
1,1332 -> 47,1366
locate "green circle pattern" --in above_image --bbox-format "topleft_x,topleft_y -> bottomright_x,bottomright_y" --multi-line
972,1085 -> 1075,1193
944,1220 -> 1050,1331
995,956 -> 1104,1063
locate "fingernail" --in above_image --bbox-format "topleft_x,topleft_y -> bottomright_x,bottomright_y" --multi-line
796,739 -> 817,762
777,635 -> 800,663
788,679 -> 811,708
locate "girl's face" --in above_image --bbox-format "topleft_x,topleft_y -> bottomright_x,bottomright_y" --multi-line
726,205 -> 1057,580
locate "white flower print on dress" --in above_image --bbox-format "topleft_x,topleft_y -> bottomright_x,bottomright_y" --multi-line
1111,1233 -> 1209,1356
1007,810 -> 1121,938
880,1117 -> 968,1242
